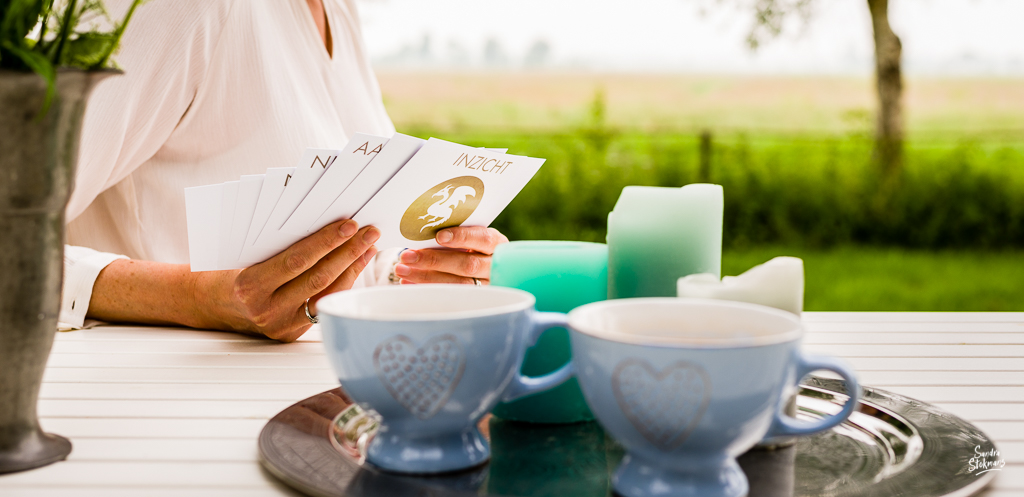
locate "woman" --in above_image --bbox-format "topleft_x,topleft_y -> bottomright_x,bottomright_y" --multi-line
61,0 -> 506,342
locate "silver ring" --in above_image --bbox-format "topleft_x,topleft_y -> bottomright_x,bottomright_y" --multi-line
304,298 -> 319,324
472,278 -> 482,286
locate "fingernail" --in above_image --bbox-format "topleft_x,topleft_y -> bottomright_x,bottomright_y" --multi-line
400,250 -> 419,263
436,230 -> 453,244
363,228 -> 380,244
394,264 -> 411,277
362,246 -> 378,264
340,221 -> 357,237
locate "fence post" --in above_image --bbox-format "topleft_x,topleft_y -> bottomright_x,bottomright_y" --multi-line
699,130 -> 713,183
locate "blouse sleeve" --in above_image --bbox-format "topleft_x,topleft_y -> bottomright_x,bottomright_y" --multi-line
59,0 -> 234,329
59,246 -> 129,329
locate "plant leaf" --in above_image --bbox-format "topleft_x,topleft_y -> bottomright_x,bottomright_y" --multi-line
61,30 -> 113,68
51,0 -> 77,65
1,0 -> 46,41
1,39 -> 55,113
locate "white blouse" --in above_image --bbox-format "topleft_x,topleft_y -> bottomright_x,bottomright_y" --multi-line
60,0 -> 397,328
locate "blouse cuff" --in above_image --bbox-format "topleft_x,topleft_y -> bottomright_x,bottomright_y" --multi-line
59,245 -> 129,330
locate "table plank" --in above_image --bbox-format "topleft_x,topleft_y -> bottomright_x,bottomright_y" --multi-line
65,438 -> 257,462
38,399 -> 293,419
804,322 -> 1024,333
931,403 -> 1024,422
0,461 -> 278,486
844,357 -> 1024,371
805,344 -> 1024,357
854,370 -> 1024,386
52,340 -> 325,354
39,417 -> 266,439
46,353 -> 333,368
803,312 -> 1024,323
39,383 -> 337,401
987,466 -> 1024,491
43,367 -> 336,384
56,325 -> 324,342
804,332 -> 1024,344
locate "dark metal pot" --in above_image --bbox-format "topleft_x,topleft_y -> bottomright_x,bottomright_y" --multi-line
0,68 -> 118,474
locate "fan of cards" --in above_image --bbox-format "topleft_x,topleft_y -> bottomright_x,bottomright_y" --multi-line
184,133 -> 545,271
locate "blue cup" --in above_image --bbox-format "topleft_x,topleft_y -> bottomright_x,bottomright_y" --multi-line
566,298 -> 859,497
317,284 -> 573,474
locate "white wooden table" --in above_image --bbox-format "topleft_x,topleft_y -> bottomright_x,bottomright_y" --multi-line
0,313 -> 1020,496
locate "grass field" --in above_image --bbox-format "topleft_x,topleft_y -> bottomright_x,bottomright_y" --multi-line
724,247 -> 1024,311
376,71 -> 1024,311
377,71 -> 1024,141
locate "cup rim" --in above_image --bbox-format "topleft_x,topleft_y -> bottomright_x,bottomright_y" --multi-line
567,297 -> 804,348
316,284 -> 537,322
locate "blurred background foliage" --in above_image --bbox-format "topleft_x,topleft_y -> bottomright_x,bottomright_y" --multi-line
379,72 -> 1024,311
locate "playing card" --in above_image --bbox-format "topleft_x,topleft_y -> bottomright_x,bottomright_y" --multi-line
239,167 -> 295,265
353,138 -> 545,251
184,183 -> 225,272
309,133 -> 425,234
280,133 -> 389,236
249,148 -> 347,262
222,174 -> 264,269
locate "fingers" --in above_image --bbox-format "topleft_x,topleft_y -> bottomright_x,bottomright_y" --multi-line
257,220 -> 361,289
397,248 -> 491,279
277,226 -> 380,304
395,264 -> 485,285
434,226 -> 508,255
308,245 -> 378,309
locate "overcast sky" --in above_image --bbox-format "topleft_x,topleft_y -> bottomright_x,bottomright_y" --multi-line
356,0 -> 1024,75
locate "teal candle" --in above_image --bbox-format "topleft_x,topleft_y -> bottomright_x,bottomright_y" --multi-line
490,241 -> 608,423
607,184 -> 723,299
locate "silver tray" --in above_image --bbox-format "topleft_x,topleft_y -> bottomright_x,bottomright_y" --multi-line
258,377 -> 998,497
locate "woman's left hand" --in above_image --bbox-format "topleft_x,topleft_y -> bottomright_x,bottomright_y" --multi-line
393,226 -> 509,285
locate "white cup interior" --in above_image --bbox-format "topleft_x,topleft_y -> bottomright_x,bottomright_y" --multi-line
568,298 -> 802,347
317,284 -> 535,321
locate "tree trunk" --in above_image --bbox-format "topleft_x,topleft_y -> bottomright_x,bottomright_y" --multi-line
867,0 -> 904,175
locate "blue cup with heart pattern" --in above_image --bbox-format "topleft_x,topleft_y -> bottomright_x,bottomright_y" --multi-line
567,298 -> 859,497
317,284 -> 573,474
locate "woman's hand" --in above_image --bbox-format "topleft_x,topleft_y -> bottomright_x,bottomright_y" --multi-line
89,219 -> 378,343
393,226 -> 509,285
207,219 -> 379,342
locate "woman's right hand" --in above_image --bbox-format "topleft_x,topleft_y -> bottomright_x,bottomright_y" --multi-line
201,219 -> 379,342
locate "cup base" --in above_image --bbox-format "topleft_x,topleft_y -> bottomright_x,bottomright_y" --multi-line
366,425 -> 490,474
612,453 -> 747,497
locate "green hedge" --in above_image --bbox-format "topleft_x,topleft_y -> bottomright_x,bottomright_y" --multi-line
411,127 -> 1024,249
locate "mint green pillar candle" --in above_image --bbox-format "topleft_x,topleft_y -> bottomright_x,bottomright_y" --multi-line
490,241 -> 607,423
607,184 -> 723,299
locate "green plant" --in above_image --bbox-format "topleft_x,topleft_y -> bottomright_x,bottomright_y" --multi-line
0,0 -> 143,110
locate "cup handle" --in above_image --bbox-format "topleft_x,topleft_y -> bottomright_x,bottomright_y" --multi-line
766,352 -> 860,438
500,311 -> 575,402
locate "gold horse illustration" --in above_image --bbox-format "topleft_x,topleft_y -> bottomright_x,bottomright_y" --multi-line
418,184 -> 477,232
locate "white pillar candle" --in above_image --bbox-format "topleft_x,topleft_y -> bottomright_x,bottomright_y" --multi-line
677,256 -> 804,315
607,184 -> 724,299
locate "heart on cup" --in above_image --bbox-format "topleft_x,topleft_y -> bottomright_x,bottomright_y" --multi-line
611,359 -> 712,451
373,334 -> 466,420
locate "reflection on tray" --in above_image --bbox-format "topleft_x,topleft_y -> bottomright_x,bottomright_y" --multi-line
259,381 -> 998,497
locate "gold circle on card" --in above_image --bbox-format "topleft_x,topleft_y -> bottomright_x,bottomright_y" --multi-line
400,176 -> 485,241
